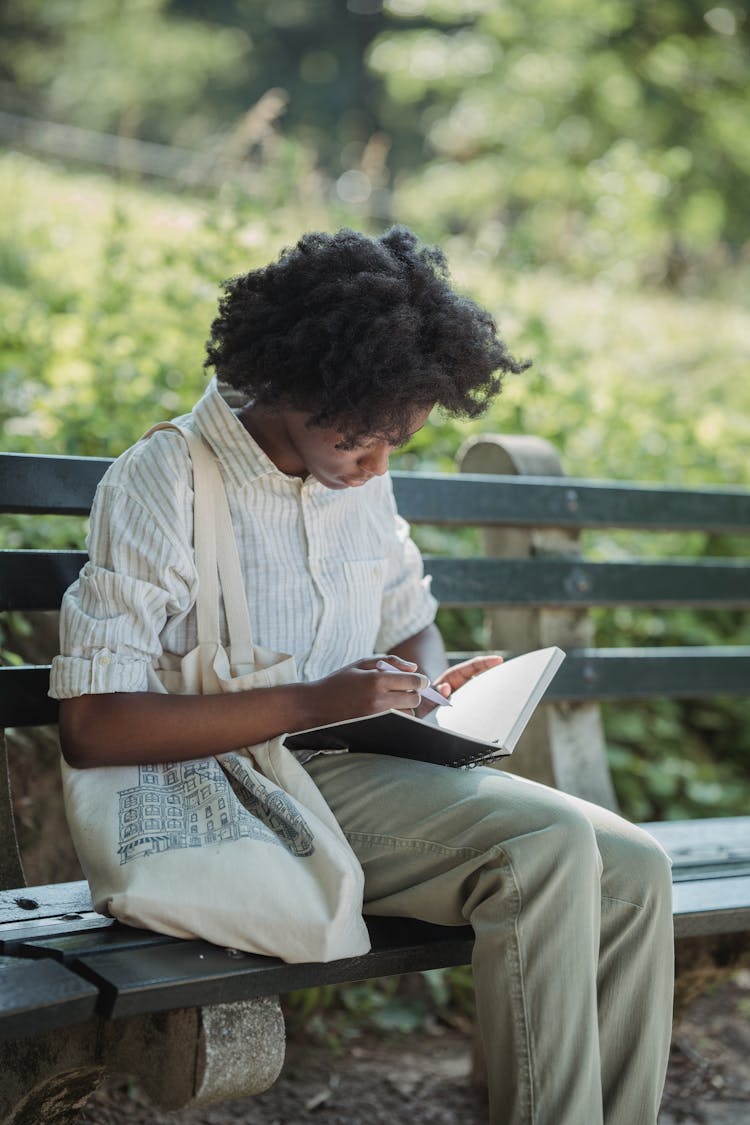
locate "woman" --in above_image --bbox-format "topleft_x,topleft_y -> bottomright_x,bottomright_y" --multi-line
52,226 -> 674,1124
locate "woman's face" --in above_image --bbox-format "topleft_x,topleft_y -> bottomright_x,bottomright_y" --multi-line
282,403 -> 434,490
240,402 -> 433,490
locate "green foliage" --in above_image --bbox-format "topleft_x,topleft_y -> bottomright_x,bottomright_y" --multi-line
0,0 -> 386,169
3,1 -> 748,288
605,695 -> 750,822
374,0 -> 750,287
0,150 -> 344,463
283,964 -> 476,1042
1,153 -> 748,826
1,0 -> 252,146
441,258 -> 750,489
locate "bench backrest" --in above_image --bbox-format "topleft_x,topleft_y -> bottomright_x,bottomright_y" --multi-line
2,437 -> 749,882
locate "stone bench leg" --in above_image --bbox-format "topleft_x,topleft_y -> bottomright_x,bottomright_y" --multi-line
0,995 -> 285,1124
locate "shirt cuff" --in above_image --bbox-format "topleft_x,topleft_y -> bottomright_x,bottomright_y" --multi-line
49,649 -> 151,699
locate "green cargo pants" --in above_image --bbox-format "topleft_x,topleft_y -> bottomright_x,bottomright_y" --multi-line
306,752 -> 674,1125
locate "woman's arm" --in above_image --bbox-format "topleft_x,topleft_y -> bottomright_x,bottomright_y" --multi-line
59,654 -> 427,768
59,684 -> 310,769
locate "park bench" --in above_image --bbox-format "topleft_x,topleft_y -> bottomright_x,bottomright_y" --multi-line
1,431 -> 749,1123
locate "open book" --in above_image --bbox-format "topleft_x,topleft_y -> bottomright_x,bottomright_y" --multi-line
284,647 -> 566,768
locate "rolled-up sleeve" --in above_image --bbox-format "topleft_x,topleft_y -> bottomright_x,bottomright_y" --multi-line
375,481 -> 438,652
50,443 -> 197,699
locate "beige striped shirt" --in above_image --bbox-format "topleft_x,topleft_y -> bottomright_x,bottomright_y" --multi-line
50,377 -> 438,701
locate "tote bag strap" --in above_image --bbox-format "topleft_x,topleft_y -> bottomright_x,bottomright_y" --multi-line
143,423 -> 254,660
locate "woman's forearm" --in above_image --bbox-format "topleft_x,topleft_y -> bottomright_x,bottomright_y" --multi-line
59,651 -> 430,769
58,683 -> 317,769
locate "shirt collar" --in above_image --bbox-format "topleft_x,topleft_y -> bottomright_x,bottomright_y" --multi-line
191,376 -> 330,496
191,376 -> 280,490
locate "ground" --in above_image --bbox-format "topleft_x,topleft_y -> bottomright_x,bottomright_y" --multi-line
79,972 -> 750,1125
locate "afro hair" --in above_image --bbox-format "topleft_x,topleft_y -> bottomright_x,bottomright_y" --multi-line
204,226 -> 528,445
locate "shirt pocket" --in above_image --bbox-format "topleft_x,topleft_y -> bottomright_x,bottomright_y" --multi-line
322,557 -> 387,660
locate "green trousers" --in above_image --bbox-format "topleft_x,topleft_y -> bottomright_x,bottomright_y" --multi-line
306,752 -> 674,1125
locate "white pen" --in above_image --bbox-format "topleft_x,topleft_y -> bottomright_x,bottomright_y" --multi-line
375,660 -> 453,707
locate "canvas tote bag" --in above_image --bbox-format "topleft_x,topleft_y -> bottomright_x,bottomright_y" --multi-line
61,423 -> 370,963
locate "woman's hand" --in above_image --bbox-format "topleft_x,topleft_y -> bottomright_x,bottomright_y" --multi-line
304,655 -> 429,727
414,654 -> 503,718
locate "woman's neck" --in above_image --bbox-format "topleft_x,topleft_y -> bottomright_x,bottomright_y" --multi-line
236,404 -> 308,478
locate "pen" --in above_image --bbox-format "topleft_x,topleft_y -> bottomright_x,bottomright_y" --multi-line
375,660 -> 453,707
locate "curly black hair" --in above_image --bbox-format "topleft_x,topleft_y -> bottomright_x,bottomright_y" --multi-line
204,226 -> 528,446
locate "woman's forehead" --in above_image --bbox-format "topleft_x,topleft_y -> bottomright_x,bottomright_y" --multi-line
334,402 -> 434,448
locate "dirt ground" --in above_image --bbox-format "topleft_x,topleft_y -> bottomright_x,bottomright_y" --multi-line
79,972 -> 750,1125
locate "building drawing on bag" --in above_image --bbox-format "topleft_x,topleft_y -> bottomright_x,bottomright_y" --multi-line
117,759 -> 272,865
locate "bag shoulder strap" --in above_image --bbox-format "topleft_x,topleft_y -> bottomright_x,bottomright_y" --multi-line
142,423 -> 254,658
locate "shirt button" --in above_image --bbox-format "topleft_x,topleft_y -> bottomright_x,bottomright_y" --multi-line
373,565 -> 382,579
99,653 -> 111,667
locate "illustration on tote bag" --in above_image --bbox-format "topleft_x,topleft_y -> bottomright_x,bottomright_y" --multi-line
117,758 -> 315,865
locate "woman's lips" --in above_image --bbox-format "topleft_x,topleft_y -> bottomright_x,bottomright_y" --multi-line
339,473 -> 373,487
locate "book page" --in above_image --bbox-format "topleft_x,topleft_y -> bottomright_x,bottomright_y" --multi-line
434,648 -> 565,749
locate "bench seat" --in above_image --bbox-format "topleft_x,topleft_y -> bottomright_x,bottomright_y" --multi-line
2,815 -> 747,1036
0,957 -> 99,1039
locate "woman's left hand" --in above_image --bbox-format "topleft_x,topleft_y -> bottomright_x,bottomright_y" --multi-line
415,654 -> 503,718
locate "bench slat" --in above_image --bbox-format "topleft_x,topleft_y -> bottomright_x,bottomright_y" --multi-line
0,549 -> 85,611
0,956 -> 99,1039
643,817 -> 750,883
16,926 -> 177,966
4,648 -> 750,729
3,453 -> 750,532
0,665 -> 57,728
392,472 -> 750,533
72,917 -> 476,1019
0,452 -> 110,515
0,880 -> 94,924
642,817 -> 750,866
672,876 -> 750,938
549,648 -> 750,700
0,913 -> 112,954
3,552 -> 749,616
428,557 -> 750,608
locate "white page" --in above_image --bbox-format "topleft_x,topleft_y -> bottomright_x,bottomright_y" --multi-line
434,647 -> 565,750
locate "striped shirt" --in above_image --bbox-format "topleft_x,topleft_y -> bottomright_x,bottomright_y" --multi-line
50,377 -> 438,703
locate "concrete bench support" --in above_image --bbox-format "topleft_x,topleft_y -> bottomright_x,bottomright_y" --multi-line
458,434 -> 617,810
0,995 -> 285,1123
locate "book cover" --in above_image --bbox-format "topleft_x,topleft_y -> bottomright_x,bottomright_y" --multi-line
284,647 -> 566,768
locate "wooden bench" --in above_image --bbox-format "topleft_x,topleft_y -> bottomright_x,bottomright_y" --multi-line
1,434 -> 749,1123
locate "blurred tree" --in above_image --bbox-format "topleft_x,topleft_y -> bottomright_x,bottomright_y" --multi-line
0,0 -> 253,147
0,0 -> 390,177
0,0 -> 747,283
171,0 -> 388,172
371,0 -> 750,285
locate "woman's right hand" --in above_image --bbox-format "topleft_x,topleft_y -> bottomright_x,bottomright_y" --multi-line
304,655 -> 429,727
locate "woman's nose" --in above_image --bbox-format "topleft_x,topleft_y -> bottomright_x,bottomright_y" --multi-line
358,443 -> 390,476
